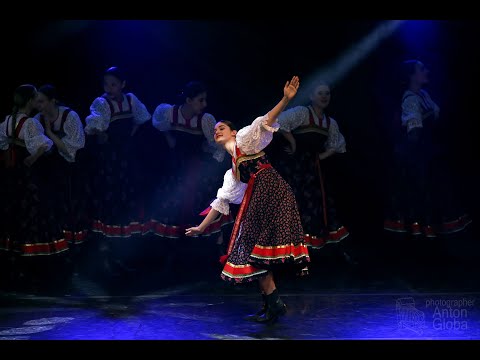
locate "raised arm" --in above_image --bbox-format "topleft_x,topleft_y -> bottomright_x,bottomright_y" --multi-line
265,76 -> 300,128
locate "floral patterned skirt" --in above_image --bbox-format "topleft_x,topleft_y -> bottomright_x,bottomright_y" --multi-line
221,167 -> 310,283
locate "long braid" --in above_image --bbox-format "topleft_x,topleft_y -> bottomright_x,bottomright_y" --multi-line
9,105 -> 19,137
9,84 -> 37,137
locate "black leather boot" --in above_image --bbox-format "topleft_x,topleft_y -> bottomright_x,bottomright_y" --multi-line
254,289 -> 287,324
338,239 -> 359,266
244,293 -> 267,321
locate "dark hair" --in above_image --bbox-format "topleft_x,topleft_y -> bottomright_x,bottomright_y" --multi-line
13,84 -> 37,107
38,84 -> 58,101
400,59 -> 420,87
178,81 -> 207,104
11,84 -> 37,119
216,120 -> 237,131
38,84 -> 66,107
104,66 -> 126,82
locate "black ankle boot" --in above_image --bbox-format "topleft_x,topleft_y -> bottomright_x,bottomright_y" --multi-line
343,250 -> 359,266
254,289 -> 287,324
244,293 -> 267,321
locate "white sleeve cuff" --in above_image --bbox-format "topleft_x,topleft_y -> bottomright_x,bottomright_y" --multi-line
210,198 -> 230,215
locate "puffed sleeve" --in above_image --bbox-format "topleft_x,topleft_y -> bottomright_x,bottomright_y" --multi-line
59,110 -> 86,162
0,119 -> 8,150
84,97 -> 111,134
277,106 -> 309,132
325,117 -> 347,153
210,169 -> 248,215
152,103 -> 173,132
422,90 -> 440,119
201,113 -> 225,162
401,94 -> 423,133
128,93 -> 151,125
236,114 -> 279,155
24,118 -> 53,155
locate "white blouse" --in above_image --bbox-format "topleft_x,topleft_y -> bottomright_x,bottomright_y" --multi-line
401,89 -> 440,133
277,105 -> 346,153
0,114 -> 53,155
210,114 -> 278,215
84,92 -> 151,135
34,106 -> 85,162
152,103 -> 225,162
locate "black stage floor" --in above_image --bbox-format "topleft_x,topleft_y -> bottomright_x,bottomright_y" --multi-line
1,230 -> 479,341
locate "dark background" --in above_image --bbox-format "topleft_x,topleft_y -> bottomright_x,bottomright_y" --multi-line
2,19 -> 478,258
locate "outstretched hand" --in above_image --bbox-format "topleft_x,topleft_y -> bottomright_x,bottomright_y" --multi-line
185,226 -> 203,237
284,76 -> 300,101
